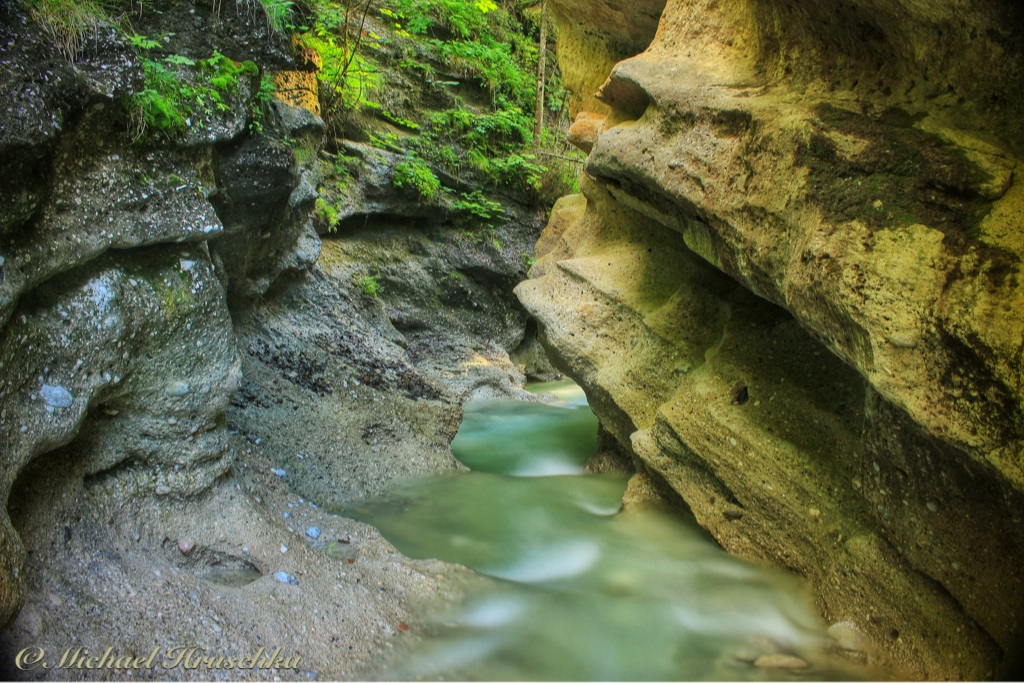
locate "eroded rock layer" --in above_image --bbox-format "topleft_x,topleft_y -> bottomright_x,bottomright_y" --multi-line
519,0 -> 1024,678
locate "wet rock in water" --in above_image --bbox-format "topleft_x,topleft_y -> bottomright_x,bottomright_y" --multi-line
39,384 -> 73,408
177,538 -> 195,555
753,654 -> 809,669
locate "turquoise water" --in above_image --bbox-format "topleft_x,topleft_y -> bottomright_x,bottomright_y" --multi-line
339,381 -> 853,680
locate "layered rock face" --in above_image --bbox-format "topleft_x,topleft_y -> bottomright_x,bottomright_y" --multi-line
0,0 -> 316,627
519,0 -> 1024,678
0,2 -> 547,669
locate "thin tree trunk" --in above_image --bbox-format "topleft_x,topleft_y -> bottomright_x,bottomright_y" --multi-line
533,0 -> 547,145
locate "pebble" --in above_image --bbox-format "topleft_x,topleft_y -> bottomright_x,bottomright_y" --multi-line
271,468 -> 286,477
306,527 -> 321,540
281,545 -> 288,553
165,381 -> 190,397
14,606 -> 42,637
828,621 -> 866,651
274,571 -> 298,586
177,538 -> 195,555
155,485 -> 171,496
40,384 -> 73,408
753,654 -> 808,670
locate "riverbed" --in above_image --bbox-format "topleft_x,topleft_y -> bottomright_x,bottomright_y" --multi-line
340,380 -> 862,680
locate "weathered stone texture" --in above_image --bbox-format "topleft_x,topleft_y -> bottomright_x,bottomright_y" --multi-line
520,0 -> 1024,677
0,1 -> 320,626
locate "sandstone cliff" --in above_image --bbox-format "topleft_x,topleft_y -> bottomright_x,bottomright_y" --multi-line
518,0 -> 1024,678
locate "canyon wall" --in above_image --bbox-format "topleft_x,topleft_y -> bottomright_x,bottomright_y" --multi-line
0,1 -> 541,673
519,0 -> 1024,678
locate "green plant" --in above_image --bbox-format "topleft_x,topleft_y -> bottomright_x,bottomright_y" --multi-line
386,0 -> 536,108
452,190 -> 503,223
249,72 -> 277,133
378,108 -> 420,131
297,0 -> 382,131
124,50 -> 260,142
299,0 -> 573,208
488,152 -> 544,192
334,153 -> 361,175
154,276 -> 194,320
23,0 -> 108,59
353,273 -> 381,297
392,157 -> 440,201
315,197 -> 341,232
126,32 -> 162,51
259,0 -> 295,32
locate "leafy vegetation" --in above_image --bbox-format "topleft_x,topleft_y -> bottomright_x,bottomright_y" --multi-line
353,273 -> 381,297
315,197 -> 342,232
453,190 -> 504,223
123,44 -> 263,142
24,0 -> 583,221
392,157 -> 441,201
259,0 -> 297,32
299,0 -> 583,211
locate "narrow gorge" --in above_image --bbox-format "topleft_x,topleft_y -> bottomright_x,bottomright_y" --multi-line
1,0 -> 1022,680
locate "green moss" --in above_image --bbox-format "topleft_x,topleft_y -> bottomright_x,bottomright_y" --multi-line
155,277 -> 194,320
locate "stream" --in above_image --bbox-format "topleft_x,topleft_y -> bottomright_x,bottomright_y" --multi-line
339,380 -> 855,680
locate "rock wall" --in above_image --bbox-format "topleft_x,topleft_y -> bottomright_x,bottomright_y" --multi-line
518,0 -> 1024,678
0,0 -> 315,629
0,2 -> 548,672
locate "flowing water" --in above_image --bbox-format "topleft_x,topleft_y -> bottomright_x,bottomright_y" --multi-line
339,380 -> 857,680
